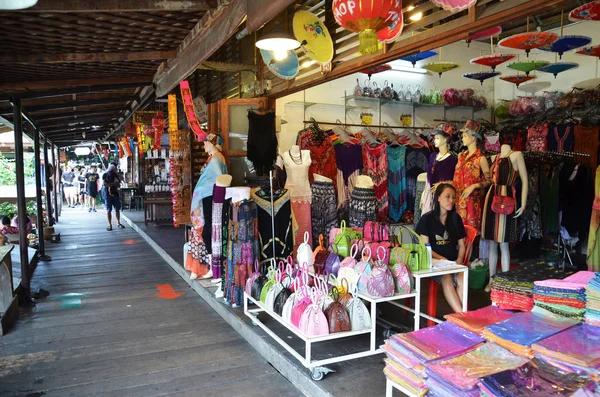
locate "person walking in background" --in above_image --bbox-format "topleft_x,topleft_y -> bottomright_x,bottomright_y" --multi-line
102,164 -> 125,231
61,166 -> 77,208
86,165 -> 99,212
77,166 -> 87,209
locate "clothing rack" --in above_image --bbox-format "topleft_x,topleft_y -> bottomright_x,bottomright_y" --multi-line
244,172 -> 277,261
523,150 -> 590,158
302,120 -> 432,130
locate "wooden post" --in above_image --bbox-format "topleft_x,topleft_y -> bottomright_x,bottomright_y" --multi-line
51,143 -> 59,223
43,138 -> 54,227
12,97 -> 31,296
31,124 -> 51,262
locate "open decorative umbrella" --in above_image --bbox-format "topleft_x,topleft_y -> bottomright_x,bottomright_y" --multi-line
377,11 -> 404,43
463,71 -> 501,85
399,50 -> 438,67
539,35 -> 592,58
507,60 -> 550,76
500,75 -> 537,88
430,0 -> 477,13
518,82 -> 552,95
499,32 -> 558,56
577,44 -> 600,58
538,62 -> 579,78
360,64 -> 391,79
423,62 -> 459,77
569,1 -> 600,21
293,11 -> 334,64
469,26 -> 502,42
470,54 -> 515,71
260,49 -> 299,80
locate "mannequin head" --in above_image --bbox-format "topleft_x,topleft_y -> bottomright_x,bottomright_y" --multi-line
460,120 -> 482,148
204,133 -> 223,155
433,123 -> 456,151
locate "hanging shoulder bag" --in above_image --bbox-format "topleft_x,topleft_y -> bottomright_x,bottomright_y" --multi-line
491,153 -> 517,215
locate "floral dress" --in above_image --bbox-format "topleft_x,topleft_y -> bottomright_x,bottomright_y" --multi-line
453,149 -> 486,232
363,142 -> 389,221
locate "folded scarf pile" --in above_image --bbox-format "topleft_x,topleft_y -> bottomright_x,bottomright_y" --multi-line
490,263 -> 576,312
444,305 -> 517,335
532,271 -> 594,321
482,312 -> 579,358
586,273 -> 600,327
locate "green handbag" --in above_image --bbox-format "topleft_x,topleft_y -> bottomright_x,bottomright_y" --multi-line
260,267 -> 277,303
333,220 -> 352,258
395,226 -> 428,272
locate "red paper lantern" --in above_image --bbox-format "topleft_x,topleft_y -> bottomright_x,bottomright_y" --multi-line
332,0 -> 403,54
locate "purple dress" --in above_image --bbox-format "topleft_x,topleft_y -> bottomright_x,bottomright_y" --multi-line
427,153 -> 458,185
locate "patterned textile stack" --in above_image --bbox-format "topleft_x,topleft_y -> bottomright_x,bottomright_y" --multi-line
444,305 -> 517,336
490,262 -> 576,311
382,322 -> 484,396
532,271 -> 595,320
479,358 -> 594,396
425,343 -> 528,397
482,312 -> 579,358
531,324 -> 600,377
586,273 -> 600,326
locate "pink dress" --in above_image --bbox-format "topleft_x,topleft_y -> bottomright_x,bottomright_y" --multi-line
362,143 -> 389,221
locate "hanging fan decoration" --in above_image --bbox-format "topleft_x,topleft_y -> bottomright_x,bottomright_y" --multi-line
332,0 -> 403,54
423,62 -> 459,77
537,62 -> 579,78
506,60 -> 550,76
260,49 -> 300,80
576,44 -> 600,58
470,54 -> 515,71
399,50 -> 438,67
293,11 -> 334,64
468,26 -> 502,42
430,0 -> 477,13
498,32 -> 558,56
361,64 -> 391,79
539,35 -> 592,58
463,72 -> 501,85
500,75 -> 537,88
569,1 -> 600,21
378,10 -> 404,43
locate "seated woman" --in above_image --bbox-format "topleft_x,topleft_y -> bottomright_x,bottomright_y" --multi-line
415,183 -> 466,313
1,216 -> 18,235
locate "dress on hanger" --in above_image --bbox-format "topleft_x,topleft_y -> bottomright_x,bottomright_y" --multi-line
334,143 -> 363,214
349,187 -> 377,228
561,164 -> 592,238
482,155 -> 519,243
519,166 -> 542,240
484,134 -> 501,153
300,133 -> 337,185
526,124 -> 548,152
387,145 -> 407,222
587,165 -> 600,272
363,142 -> 389,221
282,150 -> 312,251
547,123 -> 574,153
453,149 -> 486,232
574,125 -> 599,170
247,111 -> 278,175
540,164 -> 561,234
414,178 -> 426,227
311,181 -> 338,247
211,185 -> 227,280
406,147 -> 430,215
251,188 -> 293,264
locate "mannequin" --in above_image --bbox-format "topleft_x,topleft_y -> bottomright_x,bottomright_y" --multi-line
187,134 -> 226,280
282,145 -> 312,251
452,120 -> 490,233
212,175 -> 232,300
482,144 -> 528,288
355,175 -> 374,189
349,175 -> 377,227
422,123 -> 458,215
311,173 -> 336,246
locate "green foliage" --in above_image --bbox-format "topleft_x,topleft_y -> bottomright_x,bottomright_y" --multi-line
0,202 -> 17,219
26,200 -> 36,216
0,153 -> 35,186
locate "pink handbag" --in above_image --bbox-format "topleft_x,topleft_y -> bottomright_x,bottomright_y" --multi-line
339,244 -> 359,268
300,303 -> 330,337
291,287 -> 312,328
366,248 -> 395,298
356,246 -> 373,293
363,221 -> 389,242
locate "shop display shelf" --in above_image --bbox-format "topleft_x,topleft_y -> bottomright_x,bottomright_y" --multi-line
385,378 -> 420,397
243,286 -> 418,381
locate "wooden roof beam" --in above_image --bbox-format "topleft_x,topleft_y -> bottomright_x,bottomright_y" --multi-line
0,51 -> 175,65
23,0 -> 218,12
0,76 -> 154,93
34,108 -> 126,121
26,96 -> 138,112
39,116 -> 119,128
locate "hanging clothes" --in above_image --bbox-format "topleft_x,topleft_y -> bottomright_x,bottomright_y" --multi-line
560,164 -> 592,238
405,146 -> 430,216
251,188 -> 293,264
519,166 -> 542,240
484,134 -> 501,153
300,132 -> 337,185
414,177 -> 426,227
482,155 -> 519,243
574,124 -> 599,171
587,165 -> 600,272
247,111 -> 278,176
526,124 -> 548,152
311,181 -> 337,247
334,143 -> 363,218
421,152 -> 458,215
281,150 -> 312,251
547,123 -> 574,153
362,142 -> 389,221
453,149 -> 486,232
225,199 -> 258,307
387,145 -> 407,222
219,197 -> 231,292
349,187 -> 377,228
211,185 -> 227,280
190,152 -> 227,228
540,164 -> 561,234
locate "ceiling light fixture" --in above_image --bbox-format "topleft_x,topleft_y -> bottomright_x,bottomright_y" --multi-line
407,5 -> 415,11
409,12 -> 423,21
255,23 -> 301,61
0,0 -> 37,10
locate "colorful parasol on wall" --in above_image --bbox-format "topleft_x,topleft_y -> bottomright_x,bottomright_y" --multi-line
463,71 -> 501,85
470,54 -> 515,71
499,32 -> 558,56
423,62 -> 459,77
569,1 -> 600,21
518,82 -> 552,95
360,64 -> 391,79
430,0 -> 478,13
399,50 -> 438,67
293,11 -> 334,64
539,35 -> 592,58
500,75 -> 537,87
576,44 -> 600,58
537,62 -> 579,78
507,60 -> 550,76
377,11 -> 404,43
260,49 -> 299,80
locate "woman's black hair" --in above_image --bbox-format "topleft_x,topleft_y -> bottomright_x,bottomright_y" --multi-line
432,183 -> 459,244
1,216 -> 10,226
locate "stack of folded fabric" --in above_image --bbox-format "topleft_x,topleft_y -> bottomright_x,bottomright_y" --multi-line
444,305 -> 517,335
533,271 -> 595,321
382,322 -> 484,396
490,263 -> 576,312
479,358 -> 594,396
425,343 -> 529,396
531,323 -> 600,377
483,311 -> 579,358
586,273 -> 600,327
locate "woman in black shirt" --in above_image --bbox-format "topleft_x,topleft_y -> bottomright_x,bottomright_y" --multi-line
416,183 -> 466,313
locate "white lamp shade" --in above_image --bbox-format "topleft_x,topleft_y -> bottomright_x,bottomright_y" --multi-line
255,32 -> 300,52
0,0 -> 38,9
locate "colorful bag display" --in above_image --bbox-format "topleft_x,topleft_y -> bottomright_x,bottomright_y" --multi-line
299,302 -> 330,337
363,221 -> 389,242
297,231 -> 314,269
346,284 -> 372,330
355,247 -> 373,293
323,288 -> 351,334
366,247 -> 395,298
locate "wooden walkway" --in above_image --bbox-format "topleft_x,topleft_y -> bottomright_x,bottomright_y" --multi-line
0,208 -> 300,397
